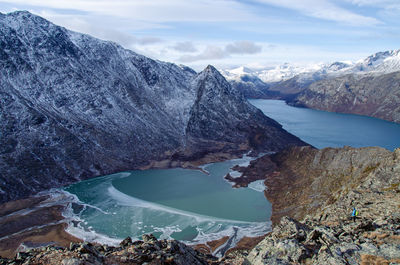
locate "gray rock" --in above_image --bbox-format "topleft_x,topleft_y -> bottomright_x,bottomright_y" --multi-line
119,237 -> 132,247
61,258 -> 82,265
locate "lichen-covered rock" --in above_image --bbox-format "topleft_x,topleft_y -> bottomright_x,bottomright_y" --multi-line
243,146 -> 400,265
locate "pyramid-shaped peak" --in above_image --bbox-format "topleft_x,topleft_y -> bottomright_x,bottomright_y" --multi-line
204,64 -> 219,73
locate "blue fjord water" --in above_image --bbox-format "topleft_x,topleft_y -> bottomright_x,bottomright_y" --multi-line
250,99 -> 400,150
62,99 -> 400,252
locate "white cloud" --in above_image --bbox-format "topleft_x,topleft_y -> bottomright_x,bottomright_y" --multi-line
254,0 -> 381,26
171,41 -> 198,53
137,37 -> 163,45
2,0 -> 255,22
346,0 -> 400,13
348,0 -> 396,6
177,41 -> 263,62
225,41 -> 262,54
179,46 -> 226,62
32,10 -> 163,48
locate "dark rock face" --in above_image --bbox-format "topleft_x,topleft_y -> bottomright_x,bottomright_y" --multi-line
287,71 -> 400,123
184,66 -> 305,156
0,11 -> 307,203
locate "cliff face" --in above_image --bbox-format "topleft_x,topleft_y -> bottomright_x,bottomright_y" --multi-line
288,71 -> 400,123
0,11 -> 306,203
240,146 -> 400,264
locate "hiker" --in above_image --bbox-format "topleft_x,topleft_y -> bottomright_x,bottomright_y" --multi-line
351,207 -> 358,221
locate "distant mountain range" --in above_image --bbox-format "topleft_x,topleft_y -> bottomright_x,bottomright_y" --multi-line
222,49 -> 400,85
222,49 -> 400,123
0,11 -> 306,202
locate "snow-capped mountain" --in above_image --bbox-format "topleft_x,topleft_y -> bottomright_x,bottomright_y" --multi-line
351,49 -> 400,74
221,49 -> 400,98
223,49 -> 400,85
0,11 -> 306,202
288,70 -> 400,124
221,62 -> 353,84
284,49 -> 400,123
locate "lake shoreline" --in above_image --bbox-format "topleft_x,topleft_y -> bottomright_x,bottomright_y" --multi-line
0,195 -> 82,258
0,153 -> 270,259
0,190 -> 268,259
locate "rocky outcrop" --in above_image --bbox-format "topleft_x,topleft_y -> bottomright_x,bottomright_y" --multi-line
0,235 -> 218,265
236,146 -> 399,224
246,215 -> 400,265
288,71 -> 400,123
237,146 -> 400,264
0,11 -> 306,203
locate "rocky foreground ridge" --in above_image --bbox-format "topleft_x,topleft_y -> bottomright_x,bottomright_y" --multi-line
0,235 -> 219,265
1,146 -> 399,264
240,146 -> 400,264
0,11 -> 305,203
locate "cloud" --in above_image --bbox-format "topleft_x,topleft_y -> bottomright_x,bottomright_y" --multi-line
254,0 -> 381,26
178,41 -> 262,62
346,0 -> 400,12
136,37 -> 163,45
171,41 -> 198,53
348,0 -> 396,6
179,46 -> 226,62
2,0 -> 255,22
225,41 -> 262,54
31,10 -> 163,48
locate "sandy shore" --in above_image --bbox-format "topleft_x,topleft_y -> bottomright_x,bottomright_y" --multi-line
0,195 -> 81,258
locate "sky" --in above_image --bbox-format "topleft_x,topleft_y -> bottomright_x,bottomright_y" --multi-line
1,0 -> 399,71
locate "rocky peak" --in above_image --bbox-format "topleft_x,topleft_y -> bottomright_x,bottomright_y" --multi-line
0,11 -> 307,202
193,65 -> 241,103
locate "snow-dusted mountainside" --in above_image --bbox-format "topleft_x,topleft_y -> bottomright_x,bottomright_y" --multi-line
351,49 -> 400,74
0,11 -> 306,202
221,62 -> 353,98
222,49 -> 400,98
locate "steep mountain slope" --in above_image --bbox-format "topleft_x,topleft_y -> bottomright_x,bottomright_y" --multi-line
288,71 -> 400,123
0,11 -> 306,203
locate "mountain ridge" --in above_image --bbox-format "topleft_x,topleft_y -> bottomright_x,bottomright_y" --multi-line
0,11 -> 306,203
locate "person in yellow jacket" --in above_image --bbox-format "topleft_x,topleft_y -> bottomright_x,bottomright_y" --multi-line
351,207 -> 359,221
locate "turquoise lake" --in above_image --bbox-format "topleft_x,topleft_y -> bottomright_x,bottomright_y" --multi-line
63,156 -> 270,255
63,99 -> 400,253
